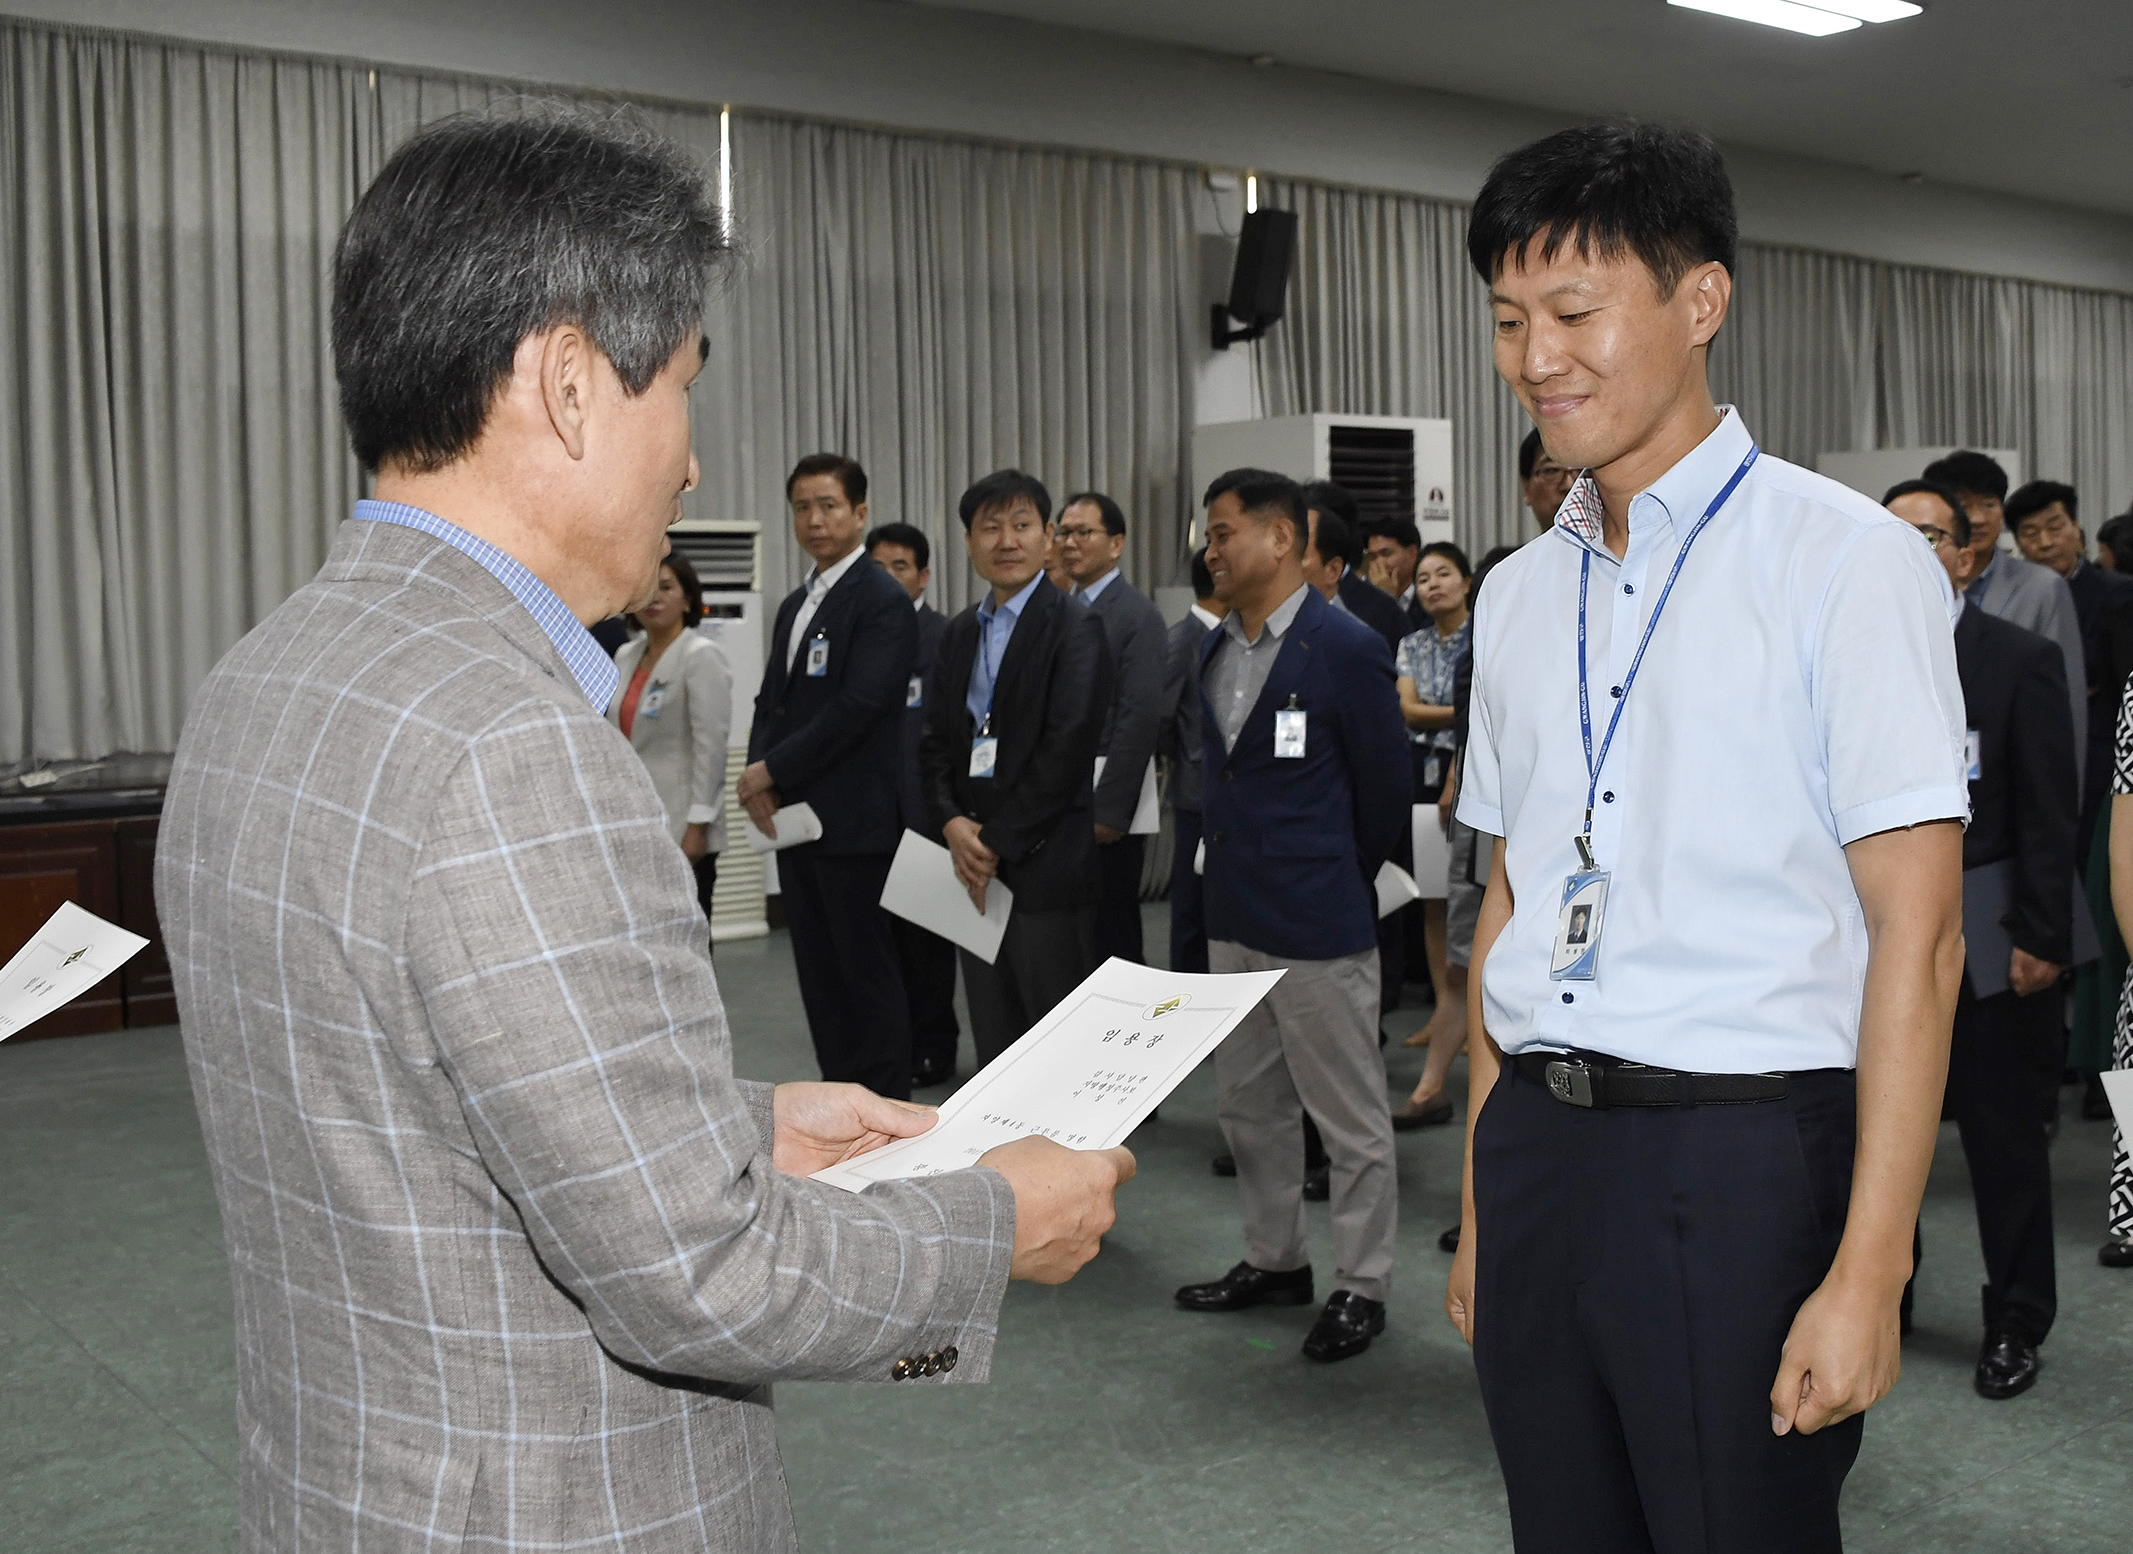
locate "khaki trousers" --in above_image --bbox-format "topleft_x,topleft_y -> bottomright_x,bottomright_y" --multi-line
1210,939 -> 1397,1303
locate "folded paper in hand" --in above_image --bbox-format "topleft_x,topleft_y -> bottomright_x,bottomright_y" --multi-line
1092,756 -> 1162,835
1409,805 -> 1450,900
812,956 -> 1283,1191
0,901 -> 149,1042
743,801 -> 822,854
878,829 -> 1013,963
1374,862 -> 1421,918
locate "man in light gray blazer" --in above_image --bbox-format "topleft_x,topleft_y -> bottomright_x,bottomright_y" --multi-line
156,110 -> 1132,1554
1058,491 -> 1169,965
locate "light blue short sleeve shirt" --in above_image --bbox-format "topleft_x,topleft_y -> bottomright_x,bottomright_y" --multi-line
1457,409 -> 1969,1073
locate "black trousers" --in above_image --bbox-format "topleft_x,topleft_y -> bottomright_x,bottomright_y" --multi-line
1095,834 -> 1147,965
1943,980 -> 2061,1342
1169,808 -> 1208,975
961,906 -> 1096,1068
1473,1060 -> 1862,1554
893,914 -> 961,1075
778,850 -> 912,1100
691,852 -> 719,954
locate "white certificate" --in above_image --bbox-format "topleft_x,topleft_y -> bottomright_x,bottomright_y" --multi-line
812,956 -> 1284,1192
0,901 -> 150,1042
1092,755 -> 1162,834
1410,804 -> 1451,899
743,801 -> 823,853
878,829 -> 1013,963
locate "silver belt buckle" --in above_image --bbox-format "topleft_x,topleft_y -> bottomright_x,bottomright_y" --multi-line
1543,1059 -> 1596,1108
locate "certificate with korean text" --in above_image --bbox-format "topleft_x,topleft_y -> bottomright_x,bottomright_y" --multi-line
812,957 -> 1284,1191
0,901 -> 149,1042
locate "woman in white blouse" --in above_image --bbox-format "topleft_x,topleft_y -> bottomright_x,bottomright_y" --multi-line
610,550 -> 733,945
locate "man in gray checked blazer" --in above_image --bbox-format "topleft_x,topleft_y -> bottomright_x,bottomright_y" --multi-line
156,110 -> 1132,1554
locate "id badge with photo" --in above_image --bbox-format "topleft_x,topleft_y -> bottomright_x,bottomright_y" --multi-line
1549,869 -> 1610,981
805,636 -> 830,677
969,735 -> 999,778
907,673 -> 924,708
638,683 -> 666,720
1423,753 -> 1442,789
1965,729 -> 1981,782
1274,708 -> 1307,759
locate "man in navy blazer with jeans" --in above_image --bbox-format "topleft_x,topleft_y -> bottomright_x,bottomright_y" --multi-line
1173,468 -> 1412,1363
742,454 -> 918,1098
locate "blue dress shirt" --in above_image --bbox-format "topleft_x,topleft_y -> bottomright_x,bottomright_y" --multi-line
355,499 -> 619,713
965,574 -> 1045,727
1458,409 -> 1969,1073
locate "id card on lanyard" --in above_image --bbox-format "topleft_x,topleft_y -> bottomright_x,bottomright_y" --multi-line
971,615 -> 1007,777
1553,444 -> 1759,982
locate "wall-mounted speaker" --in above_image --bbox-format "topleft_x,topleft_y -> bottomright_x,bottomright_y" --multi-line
1212,208 -> 1297,350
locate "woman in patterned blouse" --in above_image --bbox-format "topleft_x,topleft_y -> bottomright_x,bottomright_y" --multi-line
2103,678 -> 2133,1267
1392,541 -> 1471,1127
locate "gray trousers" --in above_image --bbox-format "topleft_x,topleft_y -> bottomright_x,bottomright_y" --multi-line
1211,939 -> 1397,1303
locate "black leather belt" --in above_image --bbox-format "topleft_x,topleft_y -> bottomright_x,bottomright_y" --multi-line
1516,1052 -> 1788,1108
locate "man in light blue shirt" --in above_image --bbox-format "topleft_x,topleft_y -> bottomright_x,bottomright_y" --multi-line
1449,124 -> 1968,1554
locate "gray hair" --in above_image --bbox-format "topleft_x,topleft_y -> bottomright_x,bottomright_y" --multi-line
332,105 -> 730,473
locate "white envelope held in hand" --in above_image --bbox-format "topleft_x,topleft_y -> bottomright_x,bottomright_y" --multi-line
878,829 -> 1013,963
1409,804 -> 1451,900
743,801 -> 823,854
1374,862 -> 1422,918
0,901 -> 150,1042
1093,755 -> 1162,835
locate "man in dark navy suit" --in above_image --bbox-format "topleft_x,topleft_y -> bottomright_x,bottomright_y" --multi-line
1889,479 -> 2077,1402
1173,469 -> 1412,1363
1301,480 -> 1409,654
869,520 -> 962,1089
742,454 -> 918,1098
920,470 -> 1111,1067
1159,548 -> 1223,976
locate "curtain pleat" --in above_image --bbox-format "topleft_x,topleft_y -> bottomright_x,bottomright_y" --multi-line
1255,177 -> 2133,563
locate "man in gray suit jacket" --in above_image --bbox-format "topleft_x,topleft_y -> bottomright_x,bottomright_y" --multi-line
1059,491 -> 1169,965
1926,450 -> 2088,777
156,111 -> 1132,1554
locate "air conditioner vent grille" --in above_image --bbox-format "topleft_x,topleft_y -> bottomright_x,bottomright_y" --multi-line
1327,425 -> 1415,529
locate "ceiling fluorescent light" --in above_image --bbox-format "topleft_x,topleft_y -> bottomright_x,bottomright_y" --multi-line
1667,0 -> 1861,36
1806,0 -> 1923,19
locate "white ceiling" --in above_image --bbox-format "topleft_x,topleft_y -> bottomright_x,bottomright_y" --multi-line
912,0 -> 2133,217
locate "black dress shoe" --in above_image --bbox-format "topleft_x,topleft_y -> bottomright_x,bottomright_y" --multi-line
1302,1163 -> 1330,1202
911,1056 -> 954,1089
1302,1290 -> 1385,1362
1175,1260 -> 1314,1312
1437,1225 -> 1460,1254
1974,1330 -> 2041,1400
1211,1152 -> 1237,1177
1392,1099 -> 1455,1131
2100,1237 -> 2133,1269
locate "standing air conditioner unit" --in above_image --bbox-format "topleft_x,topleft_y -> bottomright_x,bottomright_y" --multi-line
664,518 -> 768,942
1190,414 -> 1455,551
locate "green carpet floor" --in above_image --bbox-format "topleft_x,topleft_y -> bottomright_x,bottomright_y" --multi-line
2,907 -> 2127,1552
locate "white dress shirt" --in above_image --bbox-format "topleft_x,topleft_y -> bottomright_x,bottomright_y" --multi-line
1458,409 -> 1969,1073
785,544 -> 866,669
1190,603 -> 1223,631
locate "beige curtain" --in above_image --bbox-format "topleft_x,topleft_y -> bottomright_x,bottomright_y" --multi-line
701,112 -> 1199,616
1256,175 -> 2133,560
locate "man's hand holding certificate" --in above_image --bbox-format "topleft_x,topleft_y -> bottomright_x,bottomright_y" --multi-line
813,957 -> 1284,1193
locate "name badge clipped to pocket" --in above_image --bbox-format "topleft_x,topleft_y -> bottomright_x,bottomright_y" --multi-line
638,683 -> 666,720
970,715 -> 999,779
907,673 -> 924,708
1274,696 -> 1306,759
1965,729 -> 1981,783
805,635 -> 830,677
1550,869 -> 1610,981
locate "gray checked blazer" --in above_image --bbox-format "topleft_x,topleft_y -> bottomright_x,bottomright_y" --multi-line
156,519 -> 1015,1554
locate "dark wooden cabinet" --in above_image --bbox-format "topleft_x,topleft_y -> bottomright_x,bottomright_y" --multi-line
0,809 -> 170,1040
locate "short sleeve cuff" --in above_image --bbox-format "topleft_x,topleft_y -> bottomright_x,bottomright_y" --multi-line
1455,795 -> 1504,837
1833,786 -> 1970,848
686,804 -> 719,825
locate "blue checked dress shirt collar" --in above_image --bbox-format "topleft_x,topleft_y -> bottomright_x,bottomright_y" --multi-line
354,499 -> 620,712
965,573 -> 1046,726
